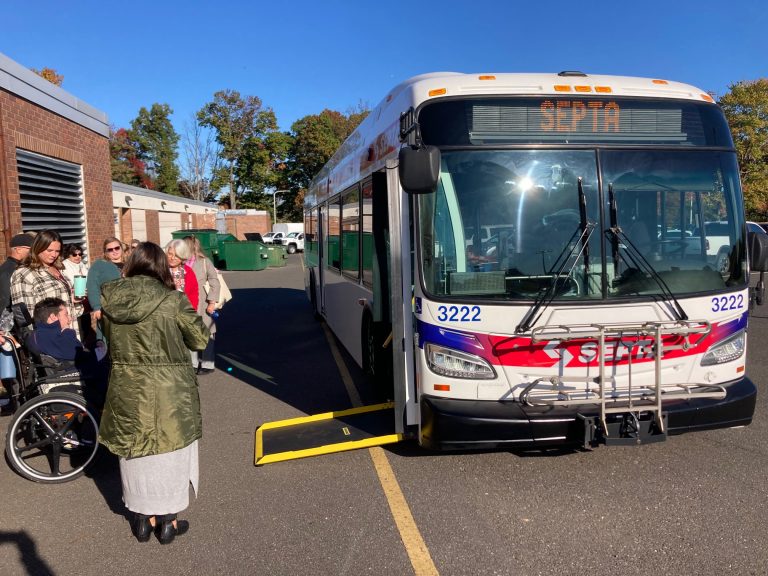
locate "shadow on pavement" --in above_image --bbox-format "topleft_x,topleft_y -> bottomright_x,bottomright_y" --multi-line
214,287 -> 371,415
0,530 -> 56,575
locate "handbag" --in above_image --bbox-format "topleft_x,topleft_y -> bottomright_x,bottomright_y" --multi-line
205,267 -> 232,310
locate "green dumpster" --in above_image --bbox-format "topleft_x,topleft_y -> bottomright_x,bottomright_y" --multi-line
215,233 -> 239,267
171,229 -> 219,261
219,241 -> 269,271
266,245 -> 288,268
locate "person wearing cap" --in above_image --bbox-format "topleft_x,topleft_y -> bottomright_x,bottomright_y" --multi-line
0,232 -> 33,399
0,233 -> 34,311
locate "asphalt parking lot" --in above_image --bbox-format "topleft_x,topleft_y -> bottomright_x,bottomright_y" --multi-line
2,257 -> 768,575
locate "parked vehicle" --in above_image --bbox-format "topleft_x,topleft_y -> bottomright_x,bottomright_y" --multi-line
279,232 -> 305,254
262,232 -> 284,244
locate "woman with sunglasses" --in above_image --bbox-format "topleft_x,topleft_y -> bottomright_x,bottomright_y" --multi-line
61,243 -> 89,287
87,237 -> 126,331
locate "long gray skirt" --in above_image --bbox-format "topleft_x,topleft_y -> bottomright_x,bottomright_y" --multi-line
119,440 -> 199,516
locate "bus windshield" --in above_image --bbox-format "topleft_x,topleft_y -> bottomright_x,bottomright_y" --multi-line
419,149 -> 746,301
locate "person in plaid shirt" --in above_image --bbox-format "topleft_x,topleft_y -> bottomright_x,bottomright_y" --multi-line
10,229 -> 84,341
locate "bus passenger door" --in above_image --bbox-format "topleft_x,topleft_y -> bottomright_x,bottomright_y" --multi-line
386,159 -> 418,432
318,203 -> 325,314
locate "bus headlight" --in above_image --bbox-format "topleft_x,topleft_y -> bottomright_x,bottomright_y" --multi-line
425,343 -> 496,379
701,330 -> 745,366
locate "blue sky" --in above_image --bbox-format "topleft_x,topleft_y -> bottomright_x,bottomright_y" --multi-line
3,0 -> 766,135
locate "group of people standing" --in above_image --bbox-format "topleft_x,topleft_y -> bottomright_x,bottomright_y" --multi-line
0,230 -> 220,544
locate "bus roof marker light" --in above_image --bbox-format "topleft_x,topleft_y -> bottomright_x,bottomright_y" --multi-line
594,86 -> 612,93
554,85 -> 572,92
478,75 -> 496,80
652,79 -> 669,84
701,93 -> 714,103
429,88 -> 447,97
574,86 -> 592,92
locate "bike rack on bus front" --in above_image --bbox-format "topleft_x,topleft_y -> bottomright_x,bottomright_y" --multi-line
525,320 -> 725,445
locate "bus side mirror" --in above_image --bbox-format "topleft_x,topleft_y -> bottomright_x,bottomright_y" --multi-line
749,231 -> 768,272
398,145 -> 440,194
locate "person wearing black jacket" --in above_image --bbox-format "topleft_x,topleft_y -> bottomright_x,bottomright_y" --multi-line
0,233 -> 33,311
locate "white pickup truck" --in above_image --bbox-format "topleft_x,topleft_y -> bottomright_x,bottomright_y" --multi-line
277,232 -> 304,254
261,232 -> 284,244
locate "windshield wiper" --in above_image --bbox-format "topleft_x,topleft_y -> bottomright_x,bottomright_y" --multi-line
606,223 -> 688,322
578,177 -> 590,290
516,220 -> 596,334
608,183 -> 620,280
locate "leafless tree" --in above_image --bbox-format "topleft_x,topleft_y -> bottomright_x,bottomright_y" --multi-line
180,114 -> 219,201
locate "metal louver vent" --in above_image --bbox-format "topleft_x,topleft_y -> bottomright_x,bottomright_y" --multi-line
16,149 -> 87,248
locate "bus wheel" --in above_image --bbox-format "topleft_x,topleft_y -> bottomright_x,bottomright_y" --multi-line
715,247 -> 730,275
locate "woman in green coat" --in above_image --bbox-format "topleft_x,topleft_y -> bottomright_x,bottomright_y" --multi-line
100,242 -> 209,545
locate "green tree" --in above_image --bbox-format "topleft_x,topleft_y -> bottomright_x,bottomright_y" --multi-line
197,90 -> 276,209
130,103 -> 181,195
719,79 -> 768,219
236,128 -> 294,214
287,106 -> 369,191
279,106 -> 369,222
109,127 -> 153,188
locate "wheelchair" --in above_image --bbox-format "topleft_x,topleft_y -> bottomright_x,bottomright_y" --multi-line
3,303 -> 101,484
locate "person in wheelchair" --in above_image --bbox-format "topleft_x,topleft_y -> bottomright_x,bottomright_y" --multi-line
26,297 -> 108,408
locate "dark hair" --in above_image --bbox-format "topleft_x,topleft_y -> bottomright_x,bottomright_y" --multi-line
64,243 -> 84,258
33,297 -> 67,324
24,229 -> 63,270
123,242 -> 175,290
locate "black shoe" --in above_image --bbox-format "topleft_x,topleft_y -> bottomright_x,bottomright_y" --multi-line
132,514 -> 153,543
197,368 -> 215,376
156,519 -> 189,545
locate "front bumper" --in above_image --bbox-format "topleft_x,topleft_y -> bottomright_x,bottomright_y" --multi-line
419,377 -> 757,450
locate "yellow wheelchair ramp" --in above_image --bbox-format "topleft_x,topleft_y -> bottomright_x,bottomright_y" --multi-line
255,402 -> 401,466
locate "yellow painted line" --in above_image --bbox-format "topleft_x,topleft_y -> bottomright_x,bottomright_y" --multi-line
322,322 -> 439,576
369,446 -> 439,576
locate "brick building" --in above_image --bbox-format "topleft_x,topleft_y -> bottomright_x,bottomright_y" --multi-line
1,51 -> 272,262
0,51 -> 113,261
113,181 -> 217,247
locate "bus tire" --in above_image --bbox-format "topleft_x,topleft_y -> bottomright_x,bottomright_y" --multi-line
715,247 -> 730,275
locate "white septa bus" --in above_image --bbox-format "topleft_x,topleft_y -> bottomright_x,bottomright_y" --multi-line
304,72 -> 768,450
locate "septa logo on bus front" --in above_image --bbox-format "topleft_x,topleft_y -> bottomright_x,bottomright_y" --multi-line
490,335 -> 666,369
487,316 -> 744,369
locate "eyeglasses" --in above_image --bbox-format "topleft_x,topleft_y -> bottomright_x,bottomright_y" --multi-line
106,246 -> 122,253
72,252 -> 83,257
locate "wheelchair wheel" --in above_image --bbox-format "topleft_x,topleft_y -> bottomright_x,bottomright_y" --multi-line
5,391 -> 100,483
